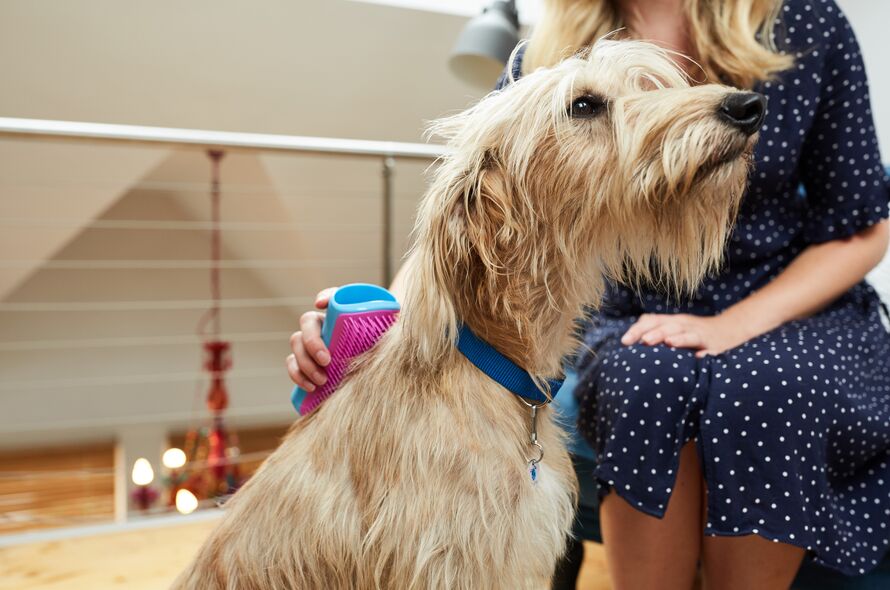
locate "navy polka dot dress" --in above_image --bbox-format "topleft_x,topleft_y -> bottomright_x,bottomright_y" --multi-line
579,1 -> 890,576
498,0 -> 890,577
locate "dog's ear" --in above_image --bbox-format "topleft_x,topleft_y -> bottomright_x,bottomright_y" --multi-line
399,151 -> 511,363
461,153 -> 513,274
438,152 -> 515,284
416,150 -> 515,329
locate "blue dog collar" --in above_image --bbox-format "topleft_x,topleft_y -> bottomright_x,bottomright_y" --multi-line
455,324 -> 563,404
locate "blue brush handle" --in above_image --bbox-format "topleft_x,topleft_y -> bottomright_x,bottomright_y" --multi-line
290,283 -> 399,413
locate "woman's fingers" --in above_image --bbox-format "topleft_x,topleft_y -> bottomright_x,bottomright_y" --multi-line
299,311 -> 331,367
285,287 -> 337,389
292,332 -> 329,386
286,353 -> 317,392
640,322 -> 685,346
621,314 -> 667,345
284,312 -> 330,389
314,287 -> 337,310
664,331 -> 704,349
639,328 -> 667,346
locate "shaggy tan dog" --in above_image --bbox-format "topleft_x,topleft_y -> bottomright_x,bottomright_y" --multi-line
174,39 -> 762,589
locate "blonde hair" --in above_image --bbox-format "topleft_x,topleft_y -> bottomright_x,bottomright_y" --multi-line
523,0 -> 794,89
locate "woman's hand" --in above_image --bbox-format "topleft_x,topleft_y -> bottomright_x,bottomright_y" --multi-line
620,312 -> 757,358
286,287 -> 337,392
620,222 -> 890,359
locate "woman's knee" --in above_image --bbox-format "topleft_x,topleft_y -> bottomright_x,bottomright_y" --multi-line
708,355 -> 831,433
580,343 -> 700,412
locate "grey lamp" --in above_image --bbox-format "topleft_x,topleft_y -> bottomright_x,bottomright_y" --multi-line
449,0 -> 520,89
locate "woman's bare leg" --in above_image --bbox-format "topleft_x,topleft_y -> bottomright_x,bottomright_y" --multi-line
600,441 -> 703,590
701,534 -> 805,590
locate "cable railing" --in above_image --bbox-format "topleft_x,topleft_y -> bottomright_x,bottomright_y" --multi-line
0,331 -> 293,352
0,117 -> 444,537
0,296 -> 316,313
0,259 -> 376,270
0,217 -> 390,231
0,116 -> 445,282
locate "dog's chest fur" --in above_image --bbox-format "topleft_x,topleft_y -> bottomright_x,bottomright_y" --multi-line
174,325 -> 577,590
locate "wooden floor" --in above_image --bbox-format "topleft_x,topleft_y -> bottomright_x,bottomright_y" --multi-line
0,519 -> 613,589
0,520 -> 218,590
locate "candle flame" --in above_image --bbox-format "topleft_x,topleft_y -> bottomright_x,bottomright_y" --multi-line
131,458 -> 154,486
176,489 -> 199,515
163,447 -> 187,469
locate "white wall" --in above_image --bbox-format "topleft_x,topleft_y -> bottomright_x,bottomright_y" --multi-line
837,0 -> 890,157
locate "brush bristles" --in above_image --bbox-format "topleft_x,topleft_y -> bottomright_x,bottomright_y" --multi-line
300,311 -> 400,414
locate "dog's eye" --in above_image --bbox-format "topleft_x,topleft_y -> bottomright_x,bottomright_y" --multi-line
569,96 -> 605,119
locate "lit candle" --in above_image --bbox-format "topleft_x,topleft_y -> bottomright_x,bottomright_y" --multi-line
162,448 -> 186,470
175,488 -> 199,515
162,447 -> 188,507
130,457 -> 159,511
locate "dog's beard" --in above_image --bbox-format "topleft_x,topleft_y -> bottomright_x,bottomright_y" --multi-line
693,134 -> 758,184
598,140 -> 751,298
657,154 -> 749,292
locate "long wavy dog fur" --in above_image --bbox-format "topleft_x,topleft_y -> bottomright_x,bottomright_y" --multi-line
174,38 -> 757,589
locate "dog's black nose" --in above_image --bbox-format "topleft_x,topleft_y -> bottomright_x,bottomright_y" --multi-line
719,92 -> 766,135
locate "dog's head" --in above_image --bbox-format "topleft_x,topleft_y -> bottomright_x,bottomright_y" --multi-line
408,39 -> 760,366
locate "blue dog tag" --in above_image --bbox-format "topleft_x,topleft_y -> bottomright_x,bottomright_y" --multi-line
528,461 -> 540,484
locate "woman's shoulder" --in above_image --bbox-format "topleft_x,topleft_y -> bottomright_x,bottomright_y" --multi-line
767,0 -> 867,102
779,0 -> 846,23
777,0 -> 856,56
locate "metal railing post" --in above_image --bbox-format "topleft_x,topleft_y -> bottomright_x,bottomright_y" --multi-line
381,156 -> 395,286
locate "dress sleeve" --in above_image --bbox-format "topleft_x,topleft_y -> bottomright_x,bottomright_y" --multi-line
798,3 -> 890,244
493,43 -> 527,91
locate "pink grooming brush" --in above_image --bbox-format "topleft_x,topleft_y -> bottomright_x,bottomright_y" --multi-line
291,283 -> 399,415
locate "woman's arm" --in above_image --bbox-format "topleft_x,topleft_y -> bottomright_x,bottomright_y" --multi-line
621,220 -> 890,356
719,220 -> 889,336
